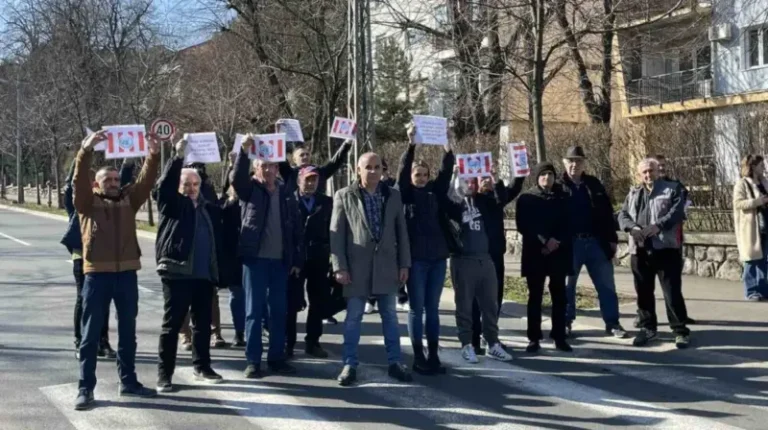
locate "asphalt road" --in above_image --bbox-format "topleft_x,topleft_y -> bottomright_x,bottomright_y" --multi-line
1,206 -> 767,430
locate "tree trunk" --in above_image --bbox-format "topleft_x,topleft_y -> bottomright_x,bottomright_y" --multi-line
35,165 -> 41,206
0,152 -> 5,200
532,0 -> 547,162
147,199 -> 154,226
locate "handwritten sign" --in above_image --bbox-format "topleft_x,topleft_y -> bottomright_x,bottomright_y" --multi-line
508,143 -> 530,178
457,152 -> 493,179
276,119 -> 304,142
330,117 -> 357,140
254,133 -> 286,162
184,132 -> 221,164
104,125 -> 147,160
412,115 -> 448,145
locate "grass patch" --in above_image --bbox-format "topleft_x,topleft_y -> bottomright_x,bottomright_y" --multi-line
445,276 -> 633,310
2,200 -> 158,233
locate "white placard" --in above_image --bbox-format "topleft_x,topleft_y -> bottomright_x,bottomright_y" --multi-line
104,125 -> 148,160
184,132 -> 221,164
508,143 -> 530,178
329,117 -> 357,140
254,133 -> 287,162
412,115 -> 448,145
231,133 -> 246,154
276,119 -> 304,142
457,152 -> 493,179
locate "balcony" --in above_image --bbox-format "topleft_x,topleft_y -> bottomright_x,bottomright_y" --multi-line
626,66 -> 712,110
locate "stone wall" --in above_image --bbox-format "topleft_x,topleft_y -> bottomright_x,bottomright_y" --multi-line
504,220 -> 743,281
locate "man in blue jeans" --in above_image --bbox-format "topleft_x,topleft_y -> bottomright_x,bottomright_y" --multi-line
72,130 -> 161,410
331,152 -> 412,386
560,146 -> 627,339
232,134 -> 303,379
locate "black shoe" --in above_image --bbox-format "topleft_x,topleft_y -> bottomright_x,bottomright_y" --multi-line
99,341 -> 116,359
525,341 -> 540,353
337,365 -> 357,386
472,344 -> 486,356
427,342 -> 446,375
74,388 -> 94,411
685,317 -> 696,325
268,360 -> 297,375
244,364 -> 263,379
411,347 -> 434,376
554,340 -> 573,352
632,328 -> 658,347
388,363 -> 413,383
285,348 -> 295,359
193,367 -> 223,384
566,323 -> 573,338
156,376 -> 173,393
118,383 -> 157,398
305,344 -> 329,358
232,332 -> 246,348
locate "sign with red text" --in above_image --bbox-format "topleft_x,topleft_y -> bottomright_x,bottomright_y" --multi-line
104,125 -> 147,160
329,117 -> 357,140
457,152 -> 492,179
508,143 -> 530,178
254,133 -> 286,162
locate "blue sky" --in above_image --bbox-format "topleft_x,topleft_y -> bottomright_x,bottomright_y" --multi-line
154,0 -> 228,48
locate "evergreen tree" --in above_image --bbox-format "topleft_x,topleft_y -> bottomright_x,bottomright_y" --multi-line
374,37 -> 427,144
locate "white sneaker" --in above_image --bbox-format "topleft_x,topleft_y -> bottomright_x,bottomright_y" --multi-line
486,343 -> 513,362
397,302 -> 410,312
364,302 -> 375,314
461,344 -> 479,364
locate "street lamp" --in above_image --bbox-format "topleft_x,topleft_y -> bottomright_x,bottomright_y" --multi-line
0,75 -> 23,204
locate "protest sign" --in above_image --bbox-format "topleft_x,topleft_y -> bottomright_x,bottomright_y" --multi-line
508,143 -> 530,178
104,125 -> 147,160
276,119 -> 304,142
412,115 -> 448,145
457,152 -> 493,179
330,117 -> 357,140
184,132 -> 221,164
254,133 -> 286,162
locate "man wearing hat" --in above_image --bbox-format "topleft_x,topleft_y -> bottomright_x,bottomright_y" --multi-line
561,146 -> 626,338
285,165 -> 341,358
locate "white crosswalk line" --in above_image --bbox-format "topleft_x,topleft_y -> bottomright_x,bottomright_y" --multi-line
0,230 -> 31,246
438,348 -> 747,430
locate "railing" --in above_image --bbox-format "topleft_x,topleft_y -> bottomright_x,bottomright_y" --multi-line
626,66 -> 712,109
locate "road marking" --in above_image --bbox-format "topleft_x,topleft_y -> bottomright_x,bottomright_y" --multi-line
138,285 -> 153,294
0,231 -> 31,246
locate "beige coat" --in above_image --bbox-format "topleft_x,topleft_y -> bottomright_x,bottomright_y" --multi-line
733,176 -> 768,261
330,182 -> 411,298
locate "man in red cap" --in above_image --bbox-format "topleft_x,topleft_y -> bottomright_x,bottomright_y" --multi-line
286,165 -> 342,358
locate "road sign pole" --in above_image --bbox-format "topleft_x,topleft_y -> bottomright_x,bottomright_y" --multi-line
161,140 -> 166,168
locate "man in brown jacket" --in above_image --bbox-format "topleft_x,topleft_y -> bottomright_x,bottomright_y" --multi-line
73,130 -> 161,411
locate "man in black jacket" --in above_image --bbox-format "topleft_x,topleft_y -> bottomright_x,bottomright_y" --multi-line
155,139 -> 224,393
286,166 -> 341,359
277,135 -> 352,194
560,146 -> 626,338
62,158 -> 134,360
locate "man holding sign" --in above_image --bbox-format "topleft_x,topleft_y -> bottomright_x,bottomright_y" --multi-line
232,134 -> 304,379
72,129 -> 161,410
277,120 -> 352,194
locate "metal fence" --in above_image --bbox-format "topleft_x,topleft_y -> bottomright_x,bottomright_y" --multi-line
626,66 -> 712,109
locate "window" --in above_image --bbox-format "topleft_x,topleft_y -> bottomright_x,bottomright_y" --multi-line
746,27 -> 768,68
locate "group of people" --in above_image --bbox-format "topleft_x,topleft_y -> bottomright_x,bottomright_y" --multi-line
63,123 -> 695,411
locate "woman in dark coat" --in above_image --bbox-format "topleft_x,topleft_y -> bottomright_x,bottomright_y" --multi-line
515,162 -> 573,353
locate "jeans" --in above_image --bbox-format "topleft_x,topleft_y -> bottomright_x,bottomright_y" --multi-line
407,259 -> 447,346
243,258 -> 289,365
158,278 -> 213,378
343,294 -> 401,367
631,248 -> 690,335
526,274 -> 566,342
472,251 -> 505,347
78,271 -> 139,391
743,234 -> 768,299
229,286 -> 246,334
566,237 -> 620,327
73,258 -> 110,346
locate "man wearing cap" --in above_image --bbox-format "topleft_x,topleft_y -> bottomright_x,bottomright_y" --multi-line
561,146 -> 626,338
277,135 -> 352,194
286,165 -> 341,358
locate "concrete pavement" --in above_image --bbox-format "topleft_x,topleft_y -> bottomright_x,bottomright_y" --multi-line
1,207 -> 768,430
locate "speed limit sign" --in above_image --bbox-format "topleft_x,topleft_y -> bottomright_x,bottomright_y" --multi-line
150,119 -> 176,141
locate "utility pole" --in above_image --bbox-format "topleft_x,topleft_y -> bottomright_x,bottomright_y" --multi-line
0,74 -> 23,203
347,0 -> 375,184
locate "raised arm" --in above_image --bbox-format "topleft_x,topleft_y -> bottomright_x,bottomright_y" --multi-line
503,177 -> 525,205
330,191 -> 350,274
432,149 -> 455,195
278,160 -> 295,185
63,158 -> 77,217
397,144 -> 415,202
73,149 -> 95,215
156,155 -> 184,217
128,150 -> 160,212
119,159 -> 135,187
319,140 -> 352,179
232,137 -> 255,202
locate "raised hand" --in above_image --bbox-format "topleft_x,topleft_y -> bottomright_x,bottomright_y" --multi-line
82,130 -> 107,152
175,135 -> 187,154
147,133 -> 161,155
407,122 -> 416,144
242,133 -> 256,152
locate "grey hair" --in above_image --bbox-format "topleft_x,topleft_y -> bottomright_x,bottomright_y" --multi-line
637,158 -> 659,170
180,168 -> 201,182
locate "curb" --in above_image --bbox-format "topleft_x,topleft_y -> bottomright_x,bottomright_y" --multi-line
0,203 -> 158,241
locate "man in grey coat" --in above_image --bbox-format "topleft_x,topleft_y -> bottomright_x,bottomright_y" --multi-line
331,152 -> 412,386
